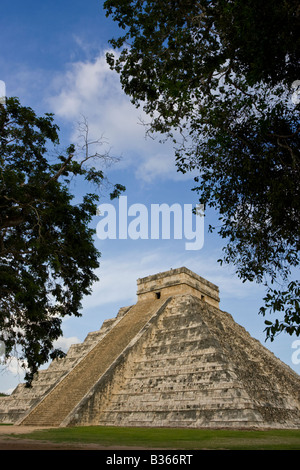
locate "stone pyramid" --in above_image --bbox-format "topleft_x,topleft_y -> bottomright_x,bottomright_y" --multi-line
1,267 -> 300,429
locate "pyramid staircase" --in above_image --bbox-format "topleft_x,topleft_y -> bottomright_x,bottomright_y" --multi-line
17,297 -> 169,426
0,305 -> 131,424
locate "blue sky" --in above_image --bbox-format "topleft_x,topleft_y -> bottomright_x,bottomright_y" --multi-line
1,0 -> 299,392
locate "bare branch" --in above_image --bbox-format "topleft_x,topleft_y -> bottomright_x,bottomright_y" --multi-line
75,114 -> 121,169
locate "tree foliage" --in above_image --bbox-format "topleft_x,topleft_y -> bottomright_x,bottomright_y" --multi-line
104,0 -> 300,339
0,97 -> 125,384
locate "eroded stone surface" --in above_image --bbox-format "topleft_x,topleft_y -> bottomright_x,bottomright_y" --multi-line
1,268 -> 299,429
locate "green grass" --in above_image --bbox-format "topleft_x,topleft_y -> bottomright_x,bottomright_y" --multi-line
6,426 -> 300,450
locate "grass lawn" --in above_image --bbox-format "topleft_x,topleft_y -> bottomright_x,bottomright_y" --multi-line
7,426 -> 300,450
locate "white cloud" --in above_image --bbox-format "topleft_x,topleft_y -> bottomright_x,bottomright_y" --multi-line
48,51 -> 189,184
53,336 -> 81,353
135,151 -> 183,183
0,356 -> 27,384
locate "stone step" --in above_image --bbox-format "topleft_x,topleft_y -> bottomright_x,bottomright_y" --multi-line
152,325 -> 210,341
98,406 -> 266,427
142,336 -> 220,352
19,298 -> 170,426
128,363 -> 235,377
109,398 -> 255,411
112,380 -> 246,395
100,399 -> 261,413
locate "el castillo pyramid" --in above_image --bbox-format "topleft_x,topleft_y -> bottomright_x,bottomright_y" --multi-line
1,267 -> 300,429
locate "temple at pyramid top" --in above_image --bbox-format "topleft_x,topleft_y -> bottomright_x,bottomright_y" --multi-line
137,266 -> 220,308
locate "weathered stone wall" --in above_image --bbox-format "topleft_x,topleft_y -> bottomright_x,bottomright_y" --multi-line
1,268 -> 299,429
65,295 -> 300,429
137,267 -> 220,308
0,306 -> 131,424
